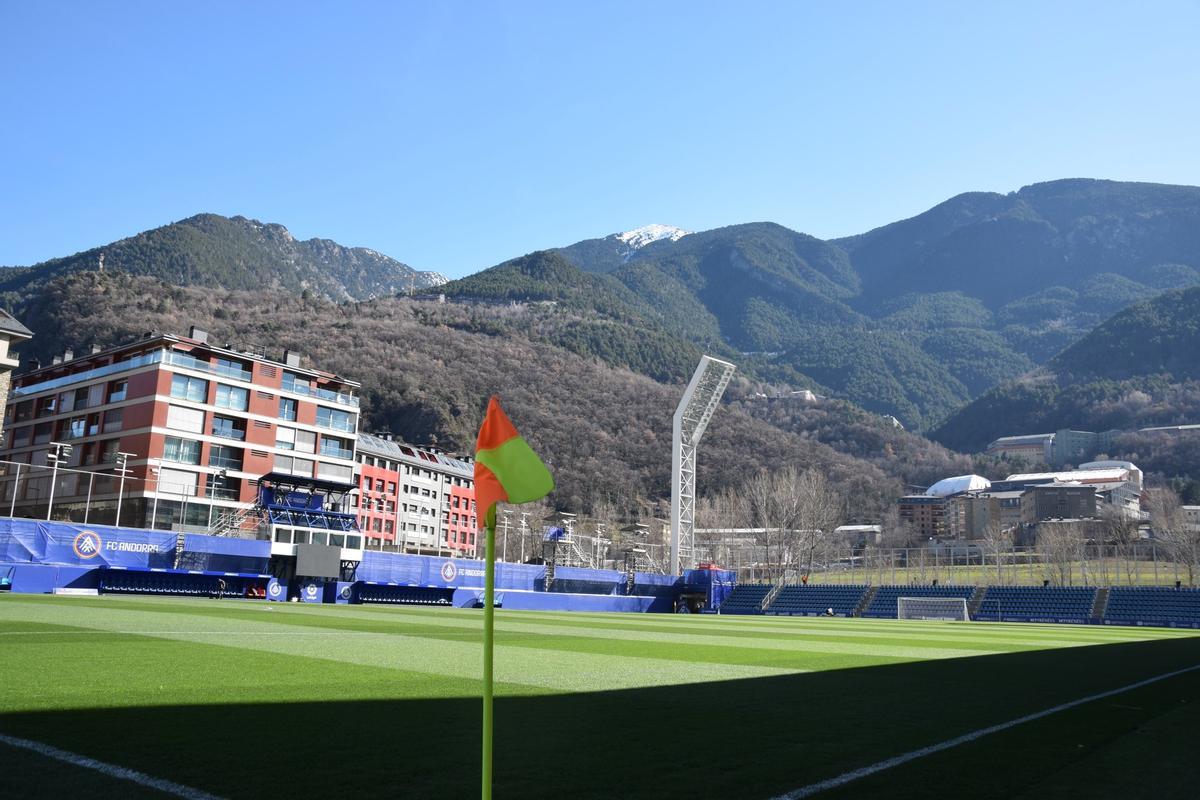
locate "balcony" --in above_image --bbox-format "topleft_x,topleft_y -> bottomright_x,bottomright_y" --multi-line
164,351 -> 252,382
320,444 -> 354,460
12,350 -> 164,397
316,417 -> 356,434
282,377 -> 359,408
208,454 -> 244,470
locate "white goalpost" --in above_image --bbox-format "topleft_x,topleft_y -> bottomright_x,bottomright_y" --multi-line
896,597 -> 970,622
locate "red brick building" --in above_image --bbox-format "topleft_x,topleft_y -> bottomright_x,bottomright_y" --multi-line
1,328 -> 360,537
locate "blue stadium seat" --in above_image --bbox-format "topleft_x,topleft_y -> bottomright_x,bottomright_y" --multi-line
719,583 -> 774,614
765,585 -> 868,616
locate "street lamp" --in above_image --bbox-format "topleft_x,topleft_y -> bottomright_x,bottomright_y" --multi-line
150,463 -> 161,529
114,452 -> 136,527
45,442 -> 74,520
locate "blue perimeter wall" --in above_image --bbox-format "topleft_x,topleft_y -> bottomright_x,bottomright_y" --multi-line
0,517 -> 735,612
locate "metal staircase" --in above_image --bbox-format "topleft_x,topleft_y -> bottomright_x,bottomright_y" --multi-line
853,585 -> 879,617
760,582 -> 784,612
206,505 -> 260,538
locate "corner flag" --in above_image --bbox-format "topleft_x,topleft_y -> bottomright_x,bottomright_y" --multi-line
474,396 -> 553,799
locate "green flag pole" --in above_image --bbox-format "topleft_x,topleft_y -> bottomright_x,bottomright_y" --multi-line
482,514 -> 496,800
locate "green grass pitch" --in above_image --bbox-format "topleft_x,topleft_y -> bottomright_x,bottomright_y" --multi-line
1,595 -> 1198,799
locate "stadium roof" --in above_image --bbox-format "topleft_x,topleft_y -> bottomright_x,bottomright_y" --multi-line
1006,468 -> 1130,485
926,474 -> 991,497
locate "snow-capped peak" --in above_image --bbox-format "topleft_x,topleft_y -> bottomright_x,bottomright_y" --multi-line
613,224 -> 690,250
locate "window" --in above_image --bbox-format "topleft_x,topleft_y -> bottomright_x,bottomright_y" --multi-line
205,473 -> 241,501
295,430 -> 315,454
14,401 -> 33,422
66,416 -> 87,439
9,426 -> 30,447
166,405 -> 204,433
316,406 -> 355,432
319,435 -> 352,459
108,379 -> 127,403
100,439 -> 120,463
214,384 -> 248,411
59,390 -> 75,414
208,444 -> 243,470
102,408 -> 122,433
32,422 -> 52,445
274,454 -> 314,478
278,397 -> 297,421
388,482 -> 397,495
210,414 -> 246,440
86,413 -> 101,436
171,374 -> 208,403
163,437 -> 202,465
157,467 -> 198,497
213,357 -> 250,381
282,371 -> 310,393
36,396 -> 57,416
275,426 -> 295,450
317,462 -> 353,482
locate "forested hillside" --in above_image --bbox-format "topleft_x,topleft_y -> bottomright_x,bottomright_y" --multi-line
17,270 -> 977,516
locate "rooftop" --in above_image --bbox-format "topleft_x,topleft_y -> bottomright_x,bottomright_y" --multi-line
0,310 -> 33,339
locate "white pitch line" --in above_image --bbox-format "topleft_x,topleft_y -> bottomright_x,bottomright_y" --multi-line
770,662 -> 1200,799
0,732 -> 226,800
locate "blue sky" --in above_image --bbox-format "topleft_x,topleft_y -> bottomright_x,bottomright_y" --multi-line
2,1 -> 1198,277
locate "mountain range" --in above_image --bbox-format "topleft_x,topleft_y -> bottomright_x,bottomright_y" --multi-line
3,177 -> 1200,506
445,179 -> 1200,430
0,213 -> 446,305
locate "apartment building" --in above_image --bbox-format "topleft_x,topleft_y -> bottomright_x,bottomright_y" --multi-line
355,432 -> 477,555
0,328 -> 360,535
0,311 -> 33,441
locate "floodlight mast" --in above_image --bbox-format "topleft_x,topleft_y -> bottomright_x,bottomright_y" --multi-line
670,355 -> 736,576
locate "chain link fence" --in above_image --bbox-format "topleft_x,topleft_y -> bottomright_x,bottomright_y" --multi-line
691,539 -> 1196,587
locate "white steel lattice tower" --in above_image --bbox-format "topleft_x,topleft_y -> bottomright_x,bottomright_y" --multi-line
670,355 -> 736,575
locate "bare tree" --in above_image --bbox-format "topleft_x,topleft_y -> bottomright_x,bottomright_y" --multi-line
1146,487 -> 1199,587
1038,521 -> 1086,586
1100,504 -> 1141,586
981,521 -> 1012,586
792,468 -> 843,579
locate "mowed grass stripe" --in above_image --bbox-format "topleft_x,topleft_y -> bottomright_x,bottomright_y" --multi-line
314,602 -> 1189,652
458,605 -> 1195,643
8,597 -> 1023,661
0,600 -> 797,692
0,622 -> 483,712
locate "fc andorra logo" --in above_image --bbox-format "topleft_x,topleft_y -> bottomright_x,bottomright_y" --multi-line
440,561 -> 457,582
339,585 -> 352,600
72,530 -> 102,559
268,582 -> 282,598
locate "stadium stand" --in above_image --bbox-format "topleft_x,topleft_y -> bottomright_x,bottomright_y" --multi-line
974,585 -> 1098,623
766,584 -> 868,616
1102,586 -> 1200,628
718,583 -> 773,614
356,583 -> 454,606
863,585 -> 975,618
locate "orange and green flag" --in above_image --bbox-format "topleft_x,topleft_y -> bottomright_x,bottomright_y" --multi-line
474,395 -> 553,800
473,395 -> 554,529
